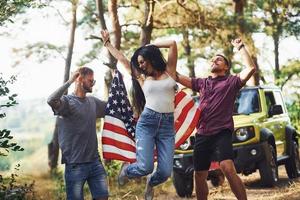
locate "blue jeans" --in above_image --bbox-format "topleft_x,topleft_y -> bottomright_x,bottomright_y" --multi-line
126,107 -> 175,187
64,159 -> 109,200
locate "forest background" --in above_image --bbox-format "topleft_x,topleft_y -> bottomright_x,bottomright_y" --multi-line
1,0 -> 300,199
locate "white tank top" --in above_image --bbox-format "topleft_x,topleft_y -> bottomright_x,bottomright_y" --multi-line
143,74 -> 176,113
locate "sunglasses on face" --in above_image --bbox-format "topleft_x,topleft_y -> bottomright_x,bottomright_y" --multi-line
85,79 -> 96,86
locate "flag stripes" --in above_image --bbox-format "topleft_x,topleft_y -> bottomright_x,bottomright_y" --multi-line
101,70 -> 200,163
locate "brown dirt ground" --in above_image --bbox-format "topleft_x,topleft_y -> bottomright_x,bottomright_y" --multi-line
154,165 -> 300,200
31,165 -> 300,200
15,148 -> 298,200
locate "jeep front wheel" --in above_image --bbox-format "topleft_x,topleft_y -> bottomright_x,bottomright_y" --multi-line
258,144 -> 278,187
285,140 -> 300,179
172,171 -> 193,197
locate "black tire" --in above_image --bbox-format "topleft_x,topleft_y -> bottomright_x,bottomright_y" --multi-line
258,144 -> 278,187
208,170 -> 225,187
285,140 -> 300,178
172,171 -> 193,197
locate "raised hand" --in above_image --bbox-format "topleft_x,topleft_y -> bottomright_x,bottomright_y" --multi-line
100,30 -> 110,46
69,70 -> 80,83
231,38 -> 244,50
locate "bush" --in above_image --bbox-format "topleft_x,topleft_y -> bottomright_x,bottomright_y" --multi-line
0,74 -> 35,199
0,164 -> 35,200
287,101 -> 300,131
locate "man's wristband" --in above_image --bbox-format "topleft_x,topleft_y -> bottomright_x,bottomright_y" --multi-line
104,39 -> 110,46
238,44 -> 245,51
175,72 -> 180,82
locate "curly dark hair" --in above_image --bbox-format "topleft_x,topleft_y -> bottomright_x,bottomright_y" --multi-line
129,45 -> 167,116
130,45 -> 167,75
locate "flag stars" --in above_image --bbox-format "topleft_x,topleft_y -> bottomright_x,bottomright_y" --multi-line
109,109 -> 115,115
113,100 -> 118,105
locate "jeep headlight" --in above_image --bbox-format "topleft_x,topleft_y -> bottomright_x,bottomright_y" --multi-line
179,139 -> 190,150
233,126 -> 255,142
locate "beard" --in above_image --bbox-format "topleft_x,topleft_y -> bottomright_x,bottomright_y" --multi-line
82,84 -> 92,93
211,65 -> 220,73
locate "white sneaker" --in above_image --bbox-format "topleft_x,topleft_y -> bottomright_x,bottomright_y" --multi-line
118,162 -> 129,186
144,175 -> 154,200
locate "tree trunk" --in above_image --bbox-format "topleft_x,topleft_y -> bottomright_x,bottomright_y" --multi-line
96,0 -> 120,100
48,0 -> 78,170
273,33 -> 280,79
96,0 -> 107,29
182,29 -> 196,94
108,0 -> 121,50
140,0 -> 155,46
233,0 -> 260,86
182,29 -> 195,78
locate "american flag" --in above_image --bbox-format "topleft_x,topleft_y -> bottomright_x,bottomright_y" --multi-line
101,70 -> 200,163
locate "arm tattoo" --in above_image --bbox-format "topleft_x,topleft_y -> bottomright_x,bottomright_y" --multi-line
47,81 -> 71,110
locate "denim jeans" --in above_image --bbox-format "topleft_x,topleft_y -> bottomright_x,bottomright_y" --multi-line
64,159 -> 108,200
126,107 -> 175,187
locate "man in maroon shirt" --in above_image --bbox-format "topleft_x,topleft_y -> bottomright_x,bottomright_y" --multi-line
176,38 -> 256,200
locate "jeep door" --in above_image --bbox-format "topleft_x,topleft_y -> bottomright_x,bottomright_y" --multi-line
263,89 -> 290,157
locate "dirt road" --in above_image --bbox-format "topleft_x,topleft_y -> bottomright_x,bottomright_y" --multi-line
154,165 -> 300,200
27,156 -> 300,200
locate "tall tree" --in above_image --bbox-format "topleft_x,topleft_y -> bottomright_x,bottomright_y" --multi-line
95,0 -> 119,99
256,0 -> 300,80
48,0 -> 79,170
233,0 -> 260,85
0,0 -> 38,25
140,0 -> 155,45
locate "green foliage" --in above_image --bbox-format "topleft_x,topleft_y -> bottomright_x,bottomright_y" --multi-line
0,0 -> 45,25
0,129 -> 24,157
287,100 -> 300,131
255,0 -> 300,37
0,75 -> 17,110
0,75 -> 24,157
275,60 -> 300,88
0,164 -> 35,200
0,74 -> 37,199
50,169 -> 66,200
104,160 -> 122,177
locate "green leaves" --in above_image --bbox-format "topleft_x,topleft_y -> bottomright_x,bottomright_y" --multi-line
0,74 -> 23,157
0,75 -> 18,110
0,0 -> 47,26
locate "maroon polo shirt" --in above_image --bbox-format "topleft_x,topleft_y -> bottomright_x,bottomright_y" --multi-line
192,75 -> 243,136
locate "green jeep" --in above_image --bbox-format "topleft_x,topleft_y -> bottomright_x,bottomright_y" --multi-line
172,86 -> 300,197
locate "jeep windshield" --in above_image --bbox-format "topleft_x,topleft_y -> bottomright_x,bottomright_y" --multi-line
234,89 -> 260,115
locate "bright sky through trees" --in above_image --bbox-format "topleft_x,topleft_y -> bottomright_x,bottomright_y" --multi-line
1,5 -> 300,100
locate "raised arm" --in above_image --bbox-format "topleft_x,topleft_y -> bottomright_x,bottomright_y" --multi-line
100,30 -> 131,74
231,38 -> 256,85
176,72 -> 192,89
47,71 -> 79,110
151,40 -> 177,76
